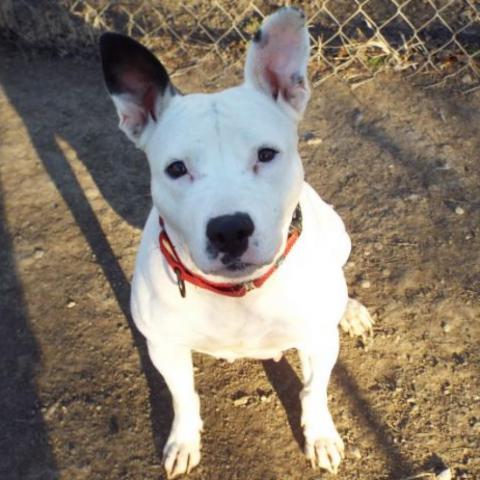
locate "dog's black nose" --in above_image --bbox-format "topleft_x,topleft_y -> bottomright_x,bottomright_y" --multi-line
207,213 -> 254,258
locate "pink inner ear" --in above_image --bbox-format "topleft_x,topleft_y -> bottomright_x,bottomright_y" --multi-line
265,66 -> 280,98
121,70 -> 158,121
259,30 -> 304,99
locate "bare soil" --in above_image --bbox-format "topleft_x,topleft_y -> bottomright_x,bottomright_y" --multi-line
0,47 -> 479,480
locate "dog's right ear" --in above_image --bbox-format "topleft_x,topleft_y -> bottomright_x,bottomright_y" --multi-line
99,33 -> 176,146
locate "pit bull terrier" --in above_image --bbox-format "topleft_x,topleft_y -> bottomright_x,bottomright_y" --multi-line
100,7 -> 373,478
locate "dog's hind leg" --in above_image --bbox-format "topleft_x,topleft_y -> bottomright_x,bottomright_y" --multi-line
298,329 -> 344,474
147,341 -> 202,479
339,298 -> 374,341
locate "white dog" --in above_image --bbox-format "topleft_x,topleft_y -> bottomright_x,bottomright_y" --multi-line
100,8 -> 373,478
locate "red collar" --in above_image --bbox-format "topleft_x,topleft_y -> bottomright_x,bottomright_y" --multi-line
158,206 -> 302,298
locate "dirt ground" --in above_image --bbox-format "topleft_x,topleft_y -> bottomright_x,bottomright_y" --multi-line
0,45 -> 479,480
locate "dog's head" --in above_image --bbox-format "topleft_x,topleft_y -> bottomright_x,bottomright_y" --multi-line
100,8 -> 310,280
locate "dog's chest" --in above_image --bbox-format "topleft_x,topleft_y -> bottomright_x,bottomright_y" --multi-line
177,276 -> 323,361
193,305 -> 302,361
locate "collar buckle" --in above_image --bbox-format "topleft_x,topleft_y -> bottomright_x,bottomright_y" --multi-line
174,267 -> 187,298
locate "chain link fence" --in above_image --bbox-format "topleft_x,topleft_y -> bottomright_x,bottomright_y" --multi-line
1,0 -> 479,91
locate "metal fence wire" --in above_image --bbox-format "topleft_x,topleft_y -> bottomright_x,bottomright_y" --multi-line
1,0 -> 479,91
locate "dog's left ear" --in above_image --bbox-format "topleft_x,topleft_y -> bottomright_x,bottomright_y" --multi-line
244,7 -> 310,119
99,32 -> 176,146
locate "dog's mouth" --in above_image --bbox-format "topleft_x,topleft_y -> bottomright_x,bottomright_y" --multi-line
197,251 -> 259,276
220,253 -> 250,270
205,257 -> 266,279
224,259 -> 253,272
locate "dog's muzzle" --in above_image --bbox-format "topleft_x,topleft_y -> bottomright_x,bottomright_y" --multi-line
158,205 -> 302,298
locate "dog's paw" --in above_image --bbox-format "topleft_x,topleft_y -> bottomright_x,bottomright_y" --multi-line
305,431 -> 344,474
301,396 -> 344,474
340,298 -> 374,341
163,434 -> 201,479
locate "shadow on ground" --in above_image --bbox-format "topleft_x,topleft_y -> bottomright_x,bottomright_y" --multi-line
0,185 -> 57,480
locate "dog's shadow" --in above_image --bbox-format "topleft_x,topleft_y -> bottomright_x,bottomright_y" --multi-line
262,358 -> 304,449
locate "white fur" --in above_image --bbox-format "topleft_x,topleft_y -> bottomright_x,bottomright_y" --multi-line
105,8 -> 373,478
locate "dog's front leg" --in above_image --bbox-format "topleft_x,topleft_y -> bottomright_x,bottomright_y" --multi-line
298,328 -> 344,474
147,341 -> 202,478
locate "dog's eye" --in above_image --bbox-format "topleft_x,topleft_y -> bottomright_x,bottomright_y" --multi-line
165,161 -> 188,179
257,148 -> 278,163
